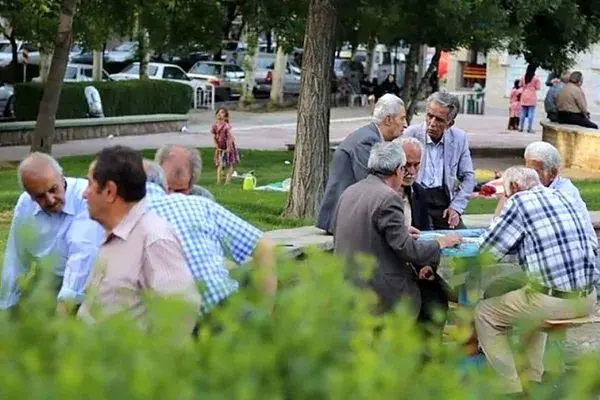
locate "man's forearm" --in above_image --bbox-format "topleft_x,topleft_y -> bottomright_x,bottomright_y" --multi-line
252,238 -> 278,298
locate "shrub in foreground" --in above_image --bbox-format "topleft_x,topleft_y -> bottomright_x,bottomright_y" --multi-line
0,249 -> 599,399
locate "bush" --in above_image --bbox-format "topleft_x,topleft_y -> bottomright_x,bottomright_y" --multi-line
2,246 -> 600,399
0,63 -> 40,84
14,79 -> 193,121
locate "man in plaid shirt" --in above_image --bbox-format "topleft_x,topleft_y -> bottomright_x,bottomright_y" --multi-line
142,160 -> 277,318
475,166 -> 597,395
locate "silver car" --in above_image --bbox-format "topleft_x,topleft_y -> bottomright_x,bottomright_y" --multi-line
0,82 -> 14,119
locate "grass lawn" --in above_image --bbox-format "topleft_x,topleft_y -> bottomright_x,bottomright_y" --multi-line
0,148 -> 598,239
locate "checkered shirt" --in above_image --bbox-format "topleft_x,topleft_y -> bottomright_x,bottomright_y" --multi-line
480,185 -> 596,292
145,183 -> 263,313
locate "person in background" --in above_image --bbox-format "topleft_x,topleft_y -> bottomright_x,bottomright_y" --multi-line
557,71 -> 598,129
544,71 -> 570,122
0,153 -> 104,314
507,79 -> 521,130
376,74 -> 401,99
211,107 -> 240,184
518,64 -> 541,133
154,145 -> 214,200
317,94 -> 407,234
78,146 -> 201,333
403,91 -> 476,230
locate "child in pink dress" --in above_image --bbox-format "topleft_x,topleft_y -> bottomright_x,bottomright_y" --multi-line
508,79 -> 522,130
211,107 -> 239,184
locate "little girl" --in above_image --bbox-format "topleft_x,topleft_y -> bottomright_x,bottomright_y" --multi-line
211,107 -> 239,184
508,79 -> 521,130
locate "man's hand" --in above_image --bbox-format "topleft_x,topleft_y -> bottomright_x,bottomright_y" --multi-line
437,234 -> 463,249
407,226 -> 420,239
419,266 -> 435,281
56,301 -> 71,316
442,208 -> 461,229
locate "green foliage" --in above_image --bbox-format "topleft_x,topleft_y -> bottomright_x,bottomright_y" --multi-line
13,79 -> 192,120
0,0 -> 61,51
2,248 -> 600,398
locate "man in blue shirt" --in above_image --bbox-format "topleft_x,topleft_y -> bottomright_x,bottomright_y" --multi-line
142,159 -> 277,316
0,153 -> 105,313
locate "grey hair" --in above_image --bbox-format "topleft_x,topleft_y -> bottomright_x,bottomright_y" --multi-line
524,141 -> 561,171
395,136 -> 424,154
367,142 -> 406,176
427,91 -> 460,121
154,144 -> 202,188
143,159 -> 167,190
17,152 -> 63,189
503,166 -> 541,194
569,71 -> 583,85
372,94 -> 405,124
560,71 -> 571,83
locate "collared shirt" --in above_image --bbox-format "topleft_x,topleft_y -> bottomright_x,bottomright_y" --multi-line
77,199 -> 201,332
480,185 -> 596,291
0,177 -> 104,308
145,183 -> 263,313
421,134 -> 445,188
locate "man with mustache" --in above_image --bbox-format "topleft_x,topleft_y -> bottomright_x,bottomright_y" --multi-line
0,153 -> 104,314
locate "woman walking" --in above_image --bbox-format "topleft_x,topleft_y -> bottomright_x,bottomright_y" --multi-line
518,64 -> 541,133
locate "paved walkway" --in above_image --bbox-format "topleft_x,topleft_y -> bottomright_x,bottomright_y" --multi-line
0,107 -> 543,162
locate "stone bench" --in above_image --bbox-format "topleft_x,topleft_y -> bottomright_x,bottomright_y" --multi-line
541,120 -> 600,171
0,114 -> 188,147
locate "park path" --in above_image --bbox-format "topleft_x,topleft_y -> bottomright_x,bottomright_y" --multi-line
0,107 -> 542,162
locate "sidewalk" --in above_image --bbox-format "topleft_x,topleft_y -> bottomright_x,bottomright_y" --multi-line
0,107 -> 542,162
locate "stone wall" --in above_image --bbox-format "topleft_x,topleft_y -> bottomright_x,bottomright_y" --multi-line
541,121 -> 600,170
0,120 -> 185,147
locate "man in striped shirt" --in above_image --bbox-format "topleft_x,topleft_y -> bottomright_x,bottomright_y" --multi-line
475,166 -> 596,395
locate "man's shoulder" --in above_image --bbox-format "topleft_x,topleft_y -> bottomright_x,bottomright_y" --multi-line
340,123 -> 379,147
342,176 -> 396,203
447,125 -> 467,140
139,210 -> 181,244
404,123 -> 424,138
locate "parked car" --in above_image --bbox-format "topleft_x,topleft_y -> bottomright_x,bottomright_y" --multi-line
253,54 -> 301,97
106,41 -> 138,63
0,82 -> 14,119
0,41 -> 39,66
31,63 -> 112,83
187,61 -> 244,101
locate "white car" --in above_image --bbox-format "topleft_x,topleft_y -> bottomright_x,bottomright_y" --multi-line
110,62 -> 203,91
0,41 -> 39,66
32,63 -> 112,83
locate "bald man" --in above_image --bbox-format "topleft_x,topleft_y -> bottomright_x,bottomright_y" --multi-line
154,145 -> 214,200
0,153 -> 104,313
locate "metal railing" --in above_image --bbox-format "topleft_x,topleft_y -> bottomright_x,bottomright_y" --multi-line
446,90 -> 486,115
193,83 -> 215,111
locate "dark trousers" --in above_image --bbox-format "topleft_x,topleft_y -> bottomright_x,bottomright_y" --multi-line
557,111 -> 598,129
417,278 -> 450,339
546,111 -> 558,122
424,187 -> 466,230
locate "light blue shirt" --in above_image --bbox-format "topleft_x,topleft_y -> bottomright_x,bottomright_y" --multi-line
420,134 -> 445,188
0,177 -> 105,308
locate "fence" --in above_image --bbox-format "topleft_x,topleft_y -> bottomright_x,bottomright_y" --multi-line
448,91 -> 485,115
193,83 -> 215,111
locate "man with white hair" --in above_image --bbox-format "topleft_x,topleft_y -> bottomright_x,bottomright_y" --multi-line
317,93 -> 407,234
154,144 -> 214,200
404,91 -> 475,230
0,153 -> 104,313
476,166 -> 597,396
332,142 -> 462,334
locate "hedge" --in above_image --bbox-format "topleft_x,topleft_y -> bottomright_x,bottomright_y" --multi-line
0,63 -> 40,84
14,79 -> 193,121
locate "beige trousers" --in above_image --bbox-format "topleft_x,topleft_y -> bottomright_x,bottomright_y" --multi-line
475,287 -> 595,393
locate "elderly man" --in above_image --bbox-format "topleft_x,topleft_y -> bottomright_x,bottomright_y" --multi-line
476,166 -> 597,395
557,71 -> 598,128
142,159 -> 277,316
404,91 -> 476,230
332,142 -> 462,332
79,146 -> 201,333
544,71 -> 569,122
154,144 -> 214,199
395,136 -> 429,231
317,93 -> 407,234
0,153 -> 104,313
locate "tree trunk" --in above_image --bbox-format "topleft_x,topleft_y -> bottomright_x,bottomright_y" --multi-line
39,49 -> 54,83
405,46 -> 441,124
30,0 -> 77,154
92,50 -> 103,81
138,28 -> 150,79
282,0 -> 338,220
269,44 -> 286,106
239,31 -> 258,107
8,33 -> 19,81
366,39 -> 377,82
266,31 -> 273,53
401,42 -> 419,105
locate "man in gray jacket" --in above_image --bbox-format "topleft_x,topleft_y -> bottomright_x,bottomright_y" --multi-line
332,142 -> 462,334
317,93 -> 407,233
